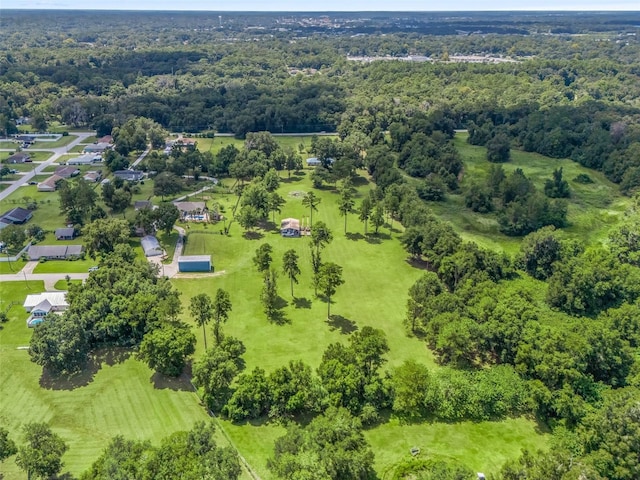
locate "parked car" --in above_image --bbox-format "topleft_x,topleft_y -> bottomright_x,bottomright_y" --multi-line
88,266 -> 99,272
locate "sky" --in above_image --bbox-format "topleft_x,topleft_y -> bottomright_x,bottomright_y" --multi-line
4,0 -> 640,11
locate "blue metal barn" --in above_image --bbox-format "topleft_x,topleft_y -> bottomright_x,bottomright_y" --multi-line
178,255 -> 212,272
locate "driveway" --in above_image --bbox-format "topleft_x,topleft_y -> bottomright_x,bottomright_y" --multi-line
147,226 -> 185,278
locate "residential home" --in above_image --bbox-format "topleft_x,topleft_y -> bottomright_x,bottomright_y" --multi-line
37,174 -> 64,192
6,152 -> 30,164
55,227 -> 76,240
141,235 -> 163,257
83,143 -> 111,154
173,201 -> 207,221
306,157 -> 322,167
134,200 -> 153,211
280,218 -> 301,237
0,207 -> 32,224
23,291 -> 68,327
55,166 -> 81,178
98,135 -> 113,144
68,154 -> 102,165
114,170 -> 144,182
83,171 -> 102,183
27,244 -> 84,261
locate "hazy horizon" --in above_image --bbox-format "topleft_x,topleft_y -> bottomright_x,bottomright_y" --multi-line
3,2 -> 639,12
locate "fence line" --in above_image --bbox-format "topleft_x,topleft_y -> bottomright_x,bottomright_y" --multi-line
189,380 -> 262,480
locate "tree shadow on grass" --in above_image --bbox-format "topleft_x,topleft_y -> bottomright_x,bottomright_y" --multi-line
326,314 -> 358,335
268,310 -> 291,325
151,370 -> 193,392
352,175 -> 370,187
39,348 -> 131,391
242,231 -> 264,240
346,232 -> 364,241
405,257 -> 433,271
364,234 -> 382,245
275,295 -> 289,310
293,297 -> 312,309
281,176 -> 303,183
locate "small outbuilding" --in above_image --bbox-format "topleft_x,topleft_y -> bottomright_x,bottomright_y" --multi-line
178,255 -> 212,272
55,227 -> 76,240
141,235 -> 163,257
281,218 -> 301,237
306,157 -> 322,167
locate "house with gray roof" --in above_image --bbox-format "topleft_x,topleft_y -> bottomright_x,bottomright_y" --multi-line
28,244 -> 84,261
6,152 -> 30,164
141,235 -> 163,257
0,207 -> 32,224
114,170 -> 144,182
55,228 -> 76,240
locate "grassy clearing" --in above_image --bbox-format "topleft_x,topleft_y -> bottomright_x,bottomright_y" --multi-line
54,279 -> 82,289
0,281 -> 213,478
33,258 -> 96,274
32,135 -> 77,148
366,416 -> 549,476
0,260 -> 27,274
0,141 -> 20,148
0,186 -> 66,231
1,163 -> 39,173
173,170 -> 548,478
434,133 -> 630,255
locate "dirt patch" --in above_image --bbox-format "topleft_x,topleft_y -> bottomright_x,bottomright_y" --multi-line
289,190 -> 307,198
173,269 -> 227,279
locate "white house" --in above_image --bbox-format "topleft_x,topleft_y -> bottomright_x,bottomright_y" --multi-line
23,291 -> 68,327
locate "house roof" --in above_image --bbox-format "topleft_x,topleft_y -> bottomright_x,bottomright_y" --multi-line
38,174 -> 64,190
99,135 -> 113,144
141,235 -> 162,256
134,200 -> 152,210
83,171 -> 101,182
55,227 -> 75,238
173,201 -> 206,213
68,154 -> 100,165
281,218 -> 301,229
55,166 -> 80,178
83,143 -> 111,152
24,292 -> 68,310
1,207 -> 32,223
114,170 -> 143,180
32,299 -> 53,312
28,245 -> 83,259
7,152 -> 30,161
178,255 -> 211,263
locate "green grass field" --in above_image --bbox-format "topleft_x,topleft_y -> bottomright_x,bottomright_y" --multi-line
194,134 -> 332,156
0,281 -> 215,479
32,135 -> 77,148
173,170 -> 549,478
431,134 -> 630,254
0,260 -> 26,274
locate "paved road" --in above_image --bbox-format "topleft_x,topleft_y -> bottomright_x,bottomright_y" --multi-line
130,146 -> 151,169
0,268 -> 89,290
0,132 -> 94,202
